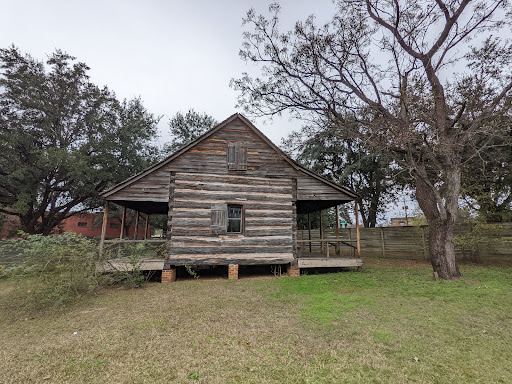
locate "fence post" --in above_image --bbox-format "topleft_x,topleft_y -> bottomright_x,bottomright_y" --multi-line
355,201 -> 361,258
380,227 -> 386,258
348,228 -> 353,257
99,201 -> 109,257
119,206 -> 126,240
320,210 -> 324,253
134,211 -> 139,240
421,226 -> 428,260
308,213 -> 312,252
335,205 -> 340,255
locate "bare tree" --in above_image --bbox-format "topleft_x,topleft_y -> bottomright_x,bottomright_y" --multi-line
232,1 -> 512,280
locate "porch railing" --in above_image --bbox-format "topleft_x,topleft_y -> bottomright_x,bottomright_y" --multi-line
296,238 -> 359,258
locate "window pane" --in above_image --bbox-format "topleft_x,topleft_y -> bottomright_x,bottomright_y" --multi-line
228,206 -> 241,219
227,219 -> 241,233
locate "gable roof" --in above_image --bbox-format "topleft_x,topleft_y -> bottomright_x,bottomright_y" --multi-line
101,113 -> 359,200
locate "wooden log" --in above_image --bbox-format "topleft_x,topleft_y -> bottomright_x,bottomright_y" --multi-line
170,238 -> 293,247
175,172 -> 291,186
173,181 -> 292,195
169,228 -> 294,237
165,254 -> 294,266
173,192 -> 292,203
169,246 -> 294,254
171,235 -> 292,242
298,258 -> 363,268
172,201 -> 292,211
170,209 -> 294,219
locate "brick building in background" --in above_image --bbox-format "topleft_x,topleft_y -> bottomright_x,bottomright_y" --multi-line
0,212 -> 150,240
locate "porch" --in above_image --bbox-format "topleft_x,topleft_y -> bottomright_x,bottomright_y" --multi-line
97,199 -> 363,273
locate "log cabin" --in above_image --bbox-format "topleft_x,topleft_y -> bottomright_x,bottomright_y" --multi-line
99,113 -> 362,281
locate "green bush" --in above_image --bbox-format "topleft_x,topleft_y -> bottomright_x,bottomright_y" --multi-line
0,232 -> 100,307
106,241 -> 150,288
0,233 -> 152,308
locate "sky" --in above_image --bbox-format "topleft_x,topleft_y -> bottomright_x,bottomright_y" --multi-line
0,0 -> 336,147
1,0 -> 417,222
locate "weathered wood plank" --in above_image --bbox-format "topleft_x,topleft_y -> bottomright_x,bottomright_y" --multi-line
298,258 -> 363,268
174,189 -> 292,200
97,259 -> 165,272
170,239 -> 293,247
173,197 -> 293,206
165,254 -> 294,266
169,246 -> 294,254
172,201 -> 293,210
171,235 -> 292,242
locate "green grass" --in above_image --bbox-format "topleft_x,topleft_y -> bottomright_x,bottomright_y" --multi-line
1,259 -> 511,383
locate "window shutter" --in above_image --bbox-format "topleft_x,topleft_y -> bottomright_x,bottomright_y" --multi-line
210,203 -> 227,234
237,143 -> 247,170
227,142 -> 236,170
227,142 -> 248,170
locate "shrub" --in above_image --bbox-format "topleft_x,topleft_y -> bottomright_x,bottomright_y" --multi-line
0,232 -> 100,307
103,241 -> 150,288
0,233 -> 153,308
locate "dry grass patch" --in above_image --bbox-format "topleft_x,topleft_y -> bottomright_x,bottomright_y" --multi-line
1,261 -> 512,383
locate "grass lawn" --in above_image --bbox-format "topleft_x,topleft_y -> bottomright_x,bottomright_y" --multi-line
1,258 -> 511,383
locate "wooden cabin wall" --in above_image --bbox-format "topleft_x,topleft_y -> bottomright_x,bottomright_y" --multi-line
166,172 -> 295,266
106,117 -> 353,203
297,176 -> 351,200
105,170 -> 170,202
164,119 -> 293,177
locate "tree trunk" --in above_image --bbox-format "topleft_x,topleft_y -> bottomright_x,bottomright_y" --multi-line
415,170 -> 461,280
427,218 -> 461,280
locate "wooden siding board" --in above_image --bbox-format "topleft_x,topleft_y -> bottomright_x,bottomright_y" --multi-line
170,246 -> 293,254
167,172 -> 294,265
103,114 -> 357,203
165,254 -> 294,266
106,116 -> 353,203
297,176 -> 353,201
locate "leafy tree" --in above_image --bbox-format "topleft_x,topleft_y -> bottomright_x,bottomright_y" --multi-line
282,121 -> 396,227
461,136 -> 512,222
0,46 -> 159,235
232,1 -> 512,280
163,109 -> 218,154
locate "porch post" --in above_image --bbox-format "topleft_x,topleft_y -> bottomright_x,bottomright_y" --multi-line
134,211 -> 139,240
335,205 -> 340,255
144,214 -> 150,239
307,213 -> 312,252
119,206 -> 126,240
355,200 -> 361,258
320,210 -> 324,253
99,201 -> 109,256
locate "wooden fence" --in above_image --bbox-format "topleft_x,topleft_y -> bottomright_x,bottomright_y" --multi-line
2,224 -> 512,267
298,223 -> 512,265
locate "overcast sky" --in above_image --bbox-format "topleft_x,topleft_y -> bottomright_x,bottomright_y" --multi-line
1,0 -> 337,148
2,0 -> 431,221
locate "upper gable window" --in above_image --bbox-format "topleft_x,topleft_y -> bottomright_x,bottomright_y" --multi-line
227,142 -> 247,170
